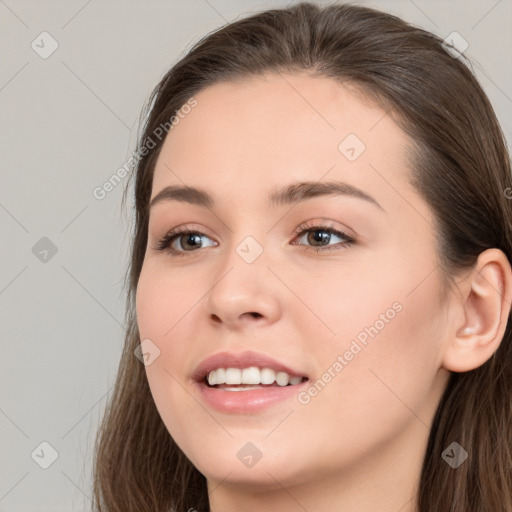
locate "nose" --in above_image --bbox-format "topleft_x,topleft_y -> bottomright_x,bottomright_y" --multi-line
204,250 -> 282,330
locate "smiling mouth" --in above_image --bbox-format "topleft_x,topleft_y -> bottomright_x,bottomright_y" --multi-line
204,366 -> 308,390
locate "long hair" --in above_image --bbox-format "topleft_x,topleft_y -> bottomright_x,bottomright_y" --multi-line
92,2 -> 512,510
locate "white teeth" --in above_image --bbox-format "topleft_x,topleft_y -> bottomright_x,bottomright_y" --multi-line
275,371 -> 290,386
225,368 -> 242,384
216,368 -> 226,384
206,367 -> 304,386
241,367 -> 261,384
260,368 -> 275,385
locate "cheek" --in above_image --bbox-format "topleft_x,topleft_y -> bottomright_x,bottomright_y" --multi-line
312,269 -> 444,430
135,262 -> 213,450
289,247 -> 445,429
136,262 -> 192,338
135,263 -> 198,375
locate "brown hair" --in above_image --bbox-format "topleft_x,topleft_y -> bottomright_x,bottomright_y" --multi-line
92,2 -> 512,510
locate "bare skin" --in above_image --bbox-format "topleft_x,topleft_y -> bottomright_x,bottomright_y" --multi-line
135,72 -> 512,512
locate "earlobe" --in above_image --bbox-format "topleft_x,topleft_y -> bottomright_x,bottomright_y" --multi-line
442,248 -> 512,373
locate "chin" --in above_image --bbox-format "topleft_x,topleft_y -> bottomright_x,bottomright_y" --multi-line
180,436 -> 313,490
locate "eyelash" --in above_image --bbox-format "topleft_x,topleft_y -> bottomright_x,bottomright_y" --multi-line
153,222 -> 355,258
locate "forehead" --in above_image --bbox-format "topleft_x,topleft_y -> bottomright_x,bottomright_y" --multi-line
159,73 -> 396,147
150,73 -> 415,211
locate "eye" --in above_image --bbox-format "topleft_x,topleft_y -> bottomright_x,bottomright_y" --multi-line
152,225 -> 217,257
152,221 -> 356,257
292,221 -> 355,253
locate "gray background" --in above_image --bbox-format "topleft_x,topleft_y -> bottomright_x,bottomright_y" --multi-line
0,0 -> 510,510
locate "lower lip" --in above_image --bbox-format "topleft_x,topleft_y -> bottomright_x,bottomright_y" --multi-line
195,380 -> 309,413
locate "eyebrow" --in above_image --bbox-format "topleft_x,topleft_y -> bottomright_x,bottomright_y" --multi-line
149,180 -> 385,212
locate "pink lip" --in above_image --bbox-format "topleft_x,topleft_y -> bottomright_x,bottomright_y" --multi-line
192,350 -> 309,414
196,381 -> 309,413
192,350 -> 307,382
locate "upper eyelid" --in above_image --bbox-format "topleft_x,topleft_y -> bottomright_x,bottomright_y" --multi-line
159,222 -> 352,240
155,217 -> 354,235
159,223 -> 355,249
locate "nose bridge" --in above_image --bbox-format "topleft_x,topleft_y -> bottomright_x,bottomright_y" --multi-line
213,230 -> 269,295
204,227 -> 280,325
219,211 -> 272,271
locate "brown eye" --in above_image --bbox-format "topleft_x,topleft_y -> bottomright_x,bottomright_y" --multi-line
292,224 -> 355,253
153,227 -> 217,256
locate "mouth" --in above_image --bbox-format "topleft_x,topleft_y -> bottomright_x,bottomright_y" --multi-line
203,366 -> 308,391
193,351 -> 310,412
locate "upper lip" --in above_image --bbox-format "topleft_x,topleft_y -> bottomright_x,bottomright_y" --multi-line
192,350 -> 309,382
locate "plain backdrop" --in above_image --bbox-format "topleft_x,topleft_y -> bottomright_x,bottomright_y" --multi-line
0,0 -> 511,510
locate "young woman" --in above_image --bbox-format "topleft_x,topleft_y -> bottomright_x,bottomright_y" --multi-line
92,2 -> 512,511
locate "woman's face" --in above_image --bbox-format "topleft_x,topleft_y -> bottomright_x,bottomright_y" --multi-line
136,73 -> 453,495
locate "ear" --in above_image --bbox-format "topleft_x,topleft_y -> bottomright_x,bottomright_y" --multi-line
442,248 -> 512,373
